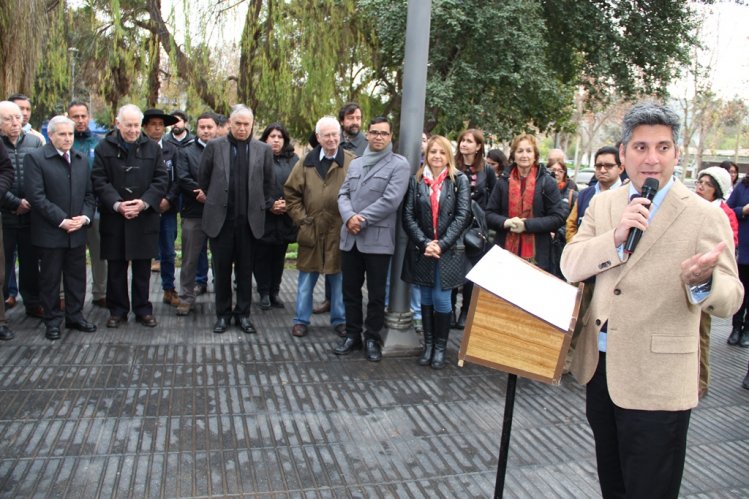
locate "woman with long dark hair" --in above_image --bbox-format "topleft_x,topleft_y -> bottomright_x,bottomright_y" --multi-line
253,123 -> 299,309
485,133 -> 565,273
402,135 -> 471,369
451,129 -> 497,328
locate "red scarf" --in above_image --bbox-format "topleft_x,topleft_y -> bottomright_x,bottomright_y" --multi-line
505,166 -> 537,261
423,167 -> 449,239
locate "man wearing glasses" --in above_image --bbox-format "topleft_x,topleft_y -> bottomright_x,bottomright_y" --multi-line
333,117 -> 410,361
566,146 -> 624,243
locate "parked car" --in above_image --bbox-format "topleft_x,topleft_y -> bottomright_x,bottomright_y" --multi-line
574,169 -> 596,189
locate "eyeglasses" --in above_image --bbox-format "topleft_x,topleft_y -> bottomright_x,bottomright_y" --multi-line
594,163 -> 618,170
367,130 -> 390,137
695,180 -> 714,188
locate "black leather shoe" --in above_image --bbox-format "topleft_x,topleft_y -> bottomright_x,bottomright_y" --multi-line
0,325 -> 15,341
135,315 -> 157,327
365,338 -> 382,362
333,336 -> 362,355
45,325 -> 61,341
740,329 -> 749,348
106,316 -> 126,328
213,317 -> 228,334
743,372 -> 749,390
238,316 -> 257,334
728,327 -> 741,345
65,319 -> 97,333
270,294 -> 284,309
259,294 -> 271,310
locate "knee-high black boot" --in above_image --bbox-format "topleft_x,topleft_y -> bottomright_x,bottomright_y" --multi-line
432,311 -> 452,369
418,305 -> 435,366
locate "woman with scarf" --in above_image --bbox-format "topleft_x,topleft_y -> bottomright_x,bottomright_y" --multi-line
451,129 -> 497,329
253,123 -> 299,310
486,133 -> 565,274
402,135 -> 471,369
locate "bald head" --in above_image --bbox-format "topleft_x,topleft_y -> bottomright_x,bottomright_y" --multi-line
0,101 -> 23,142
547,148 -> 565,167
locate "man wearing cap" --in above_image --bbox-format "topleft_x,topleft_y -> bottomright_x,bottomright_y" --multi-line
142,109 -> 181,307
91,104 -> 168,328
166,110 -> 194,149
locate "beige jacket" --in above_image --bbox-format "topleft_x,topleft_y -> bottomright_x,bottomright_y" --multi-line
561,180 -> 743,411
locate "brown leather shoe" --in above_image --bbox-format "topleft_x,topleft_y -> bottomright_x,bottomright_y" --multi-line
334,323 -> 347,337
4,296 -> 16,309
313,300 -> 330,314
151,261 -> 161,273
25,305 -> 44,319
136,315 -> 158,327
291,324 -> 308,337
162,289 -> 180,306
91,298 -> 107,308
106,316 -> 126,328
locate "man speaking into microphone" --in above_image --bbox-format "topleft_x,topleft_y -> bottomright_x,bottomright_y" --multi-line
561,102 -> 743,499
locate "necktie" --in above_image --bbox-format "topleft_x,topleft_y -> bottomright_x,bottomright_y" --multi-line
63,152 -> 70,164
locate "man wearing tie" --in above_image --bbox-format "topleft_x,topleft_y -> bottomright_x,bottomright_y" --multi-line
561,102 -> 744,498
24,116 -> 97,340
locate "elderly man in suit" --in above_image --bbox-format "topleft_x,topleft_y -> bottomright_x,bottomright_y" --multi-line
199,105 -> 274,334
561,102 -> 744,499
91,104 -> 168,329
333,116 -> 409,361
24,116 -> 97,340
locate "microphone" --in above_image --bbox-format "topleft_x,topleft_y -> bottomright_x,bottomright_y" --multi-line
624,177 -> 659,254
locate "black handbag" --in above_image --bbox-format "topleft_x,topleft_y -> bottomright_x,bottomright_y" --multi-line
464,201 -> 489,255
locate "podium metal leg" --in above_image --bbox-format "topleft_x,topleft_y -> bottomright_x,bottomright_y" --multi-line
494,373 -> 517,499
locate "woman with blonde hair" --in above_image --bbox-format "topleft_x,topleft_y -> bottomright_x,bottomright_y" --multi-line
402,135 -> 471,369
486,133 -> 565,273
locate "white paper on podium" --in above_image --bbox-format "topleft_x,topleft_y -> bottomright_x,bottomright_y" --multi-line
466,245 -> 578,331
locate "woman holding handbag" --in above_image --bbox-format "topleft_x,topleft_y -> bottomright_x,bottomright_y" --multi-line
452,129 -> 496,329
402,136 -> 471,369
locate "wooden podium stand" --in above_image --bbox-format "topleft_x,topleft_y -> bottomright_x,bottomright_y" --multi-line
458,285 -> 581,384
456,246 -> 583,497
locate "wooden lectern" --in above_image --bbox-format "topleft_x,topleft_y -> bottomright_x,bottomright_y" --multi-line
456,246 -> 583,498
457,247 -> 583,384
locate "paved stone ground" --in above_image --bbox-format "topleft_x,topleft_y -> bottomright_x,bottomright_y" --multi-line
0,269 -> 747,498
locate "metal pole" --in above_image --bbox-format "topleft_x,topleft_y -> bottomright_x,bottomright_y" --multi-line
68,47 -> 79,102
383,0 -> 432,355
494,373 -> 517,498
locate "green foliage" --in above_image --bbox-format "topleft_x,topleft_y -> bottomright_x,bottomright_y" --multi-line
33,2 -> 71,121
360,0 -> 698,139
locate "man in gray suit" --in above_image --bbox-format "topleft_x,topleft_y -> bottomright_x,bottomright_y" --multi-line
333,116 -> 410,361
199,105 -> 274,334
24,116 -> 96,340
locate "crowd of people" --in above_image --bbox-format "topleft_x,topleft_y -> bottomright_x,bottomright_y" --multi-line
0,94 -> 748,497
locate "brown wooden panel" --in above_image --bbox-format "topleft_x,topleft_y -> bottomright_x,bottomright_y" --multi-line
458,285 -> 580,384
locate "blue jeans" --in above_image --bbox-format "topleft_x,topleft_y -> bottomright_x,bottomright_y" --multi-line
159,212 -> 178,290
294,271 -> 344,326
419,264 -> 452,313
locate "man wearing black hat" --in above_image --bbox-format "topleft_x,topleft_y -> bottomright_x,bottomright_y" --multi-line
142,108 -> 182,308
91,104 -> 168,328
165,110 -> 194,149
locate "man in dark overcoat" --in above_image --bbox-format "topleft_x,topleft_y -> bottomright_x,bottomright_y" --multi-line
91,104 -> 168,328
24,116 -> 97,340
0,139 -> 15,340
199,105 -> 274,334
